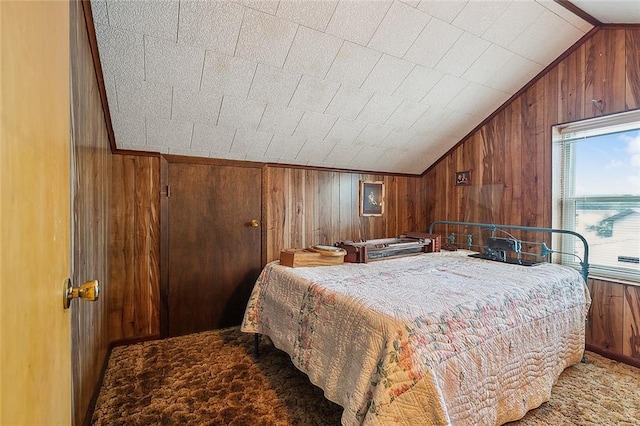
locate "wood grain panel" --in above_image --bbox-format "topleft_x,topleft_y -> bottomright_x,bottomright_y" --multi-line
264,166 -> 428,262
108,155 -> 160,342
626,30 -> 640,109
623,285 -> 640,359
586,279 -> 625,353
70,2 -> 112,424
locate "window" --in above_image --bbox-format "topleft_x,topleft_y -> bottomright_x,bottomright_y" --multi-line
553,110 -> 640,284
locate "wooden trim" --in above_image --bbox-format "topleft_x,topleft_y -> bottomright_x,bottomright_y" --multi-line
586,344 -> 640,369
159,157 -> 169,337
600,24 -> 640,30
80,0 -> 117,153
421,26 -> 601,176
162,154 -> 423,177
555,0 -> 602,27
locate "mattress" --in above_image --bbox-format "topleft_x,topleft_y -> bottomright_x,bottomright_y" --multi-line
241,251 -> 591,425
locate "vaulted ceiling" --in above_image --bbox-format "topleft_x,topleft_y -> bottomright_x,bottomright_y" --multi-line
90,0 -> 638,175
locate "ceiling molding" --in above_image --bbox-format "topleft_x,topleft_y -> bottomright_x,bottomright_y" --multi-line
556,0 -> 602,27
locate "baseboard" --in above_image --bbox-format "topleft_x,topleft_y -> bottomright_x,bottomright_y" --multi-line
586,344 -> 640,369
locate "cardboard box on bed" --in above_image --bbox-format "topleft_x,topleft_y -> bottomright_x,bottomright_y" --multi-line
279,248 -> 345,267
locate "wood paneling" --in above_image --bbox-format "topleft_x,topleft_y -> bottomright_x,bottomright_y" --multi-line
109,155 -> 160,341
264,167 -> 428,262
423,28 -> 640,365
70,1 -> 112,424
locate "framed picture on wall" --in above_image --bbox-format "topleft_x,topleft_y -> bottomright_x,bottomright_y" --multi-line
359,180 -> 384,216
455,171 -> 471,186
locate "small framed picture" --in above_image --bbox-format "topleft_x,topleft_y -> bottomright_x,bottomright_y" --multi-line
359,181 -> 384,216
455,171 -> 471,186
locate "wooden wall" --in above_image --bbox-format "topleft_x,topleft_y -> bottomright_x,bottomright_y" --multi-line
423,27 -> 640,364
587,279 -> 640,365
70,1 -> 112,424
264,168 -> 428,262
108,155 -> 160,342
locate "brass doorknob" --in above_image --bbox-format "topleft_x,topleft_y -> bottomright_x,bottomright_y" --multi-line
63,279 -> 100,309
250,219 -> 260,227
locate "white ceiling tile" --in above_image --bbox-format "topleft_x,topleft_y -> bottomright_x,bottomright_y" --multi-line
217,96 -> 266,130
433,109 -> 480,139
324,118 -> 367,144
461,44 -> 514,85
378,127 -> 417,147
352,123 -> 394,147
324,144 -> 363,165
410,106 -> 454,133
240,0 -> 279,15
276,0 -> 338,31
324,42 -> 382,88
484,54 -> 543,93
347,145 -> 387,170
201,51 -> 257,98
540,0 -> 594,31
451,1 -> 509,37
296,139 -> 336,162
107,0 -> 178,41
420,74 -> 469,107
447,82 -> 509,115
416,1 -> 467,24
482,1 -> 546,47
325,0 -> 392,45
116,79 -> 172,119
94,24 -> 145,80
191,123 -> 236,152
403,18 -> 462,68
229,129 -> 273,155
111,111 -> 146,147
368,1 -> 431,57
178,1 -> 244,55
264,134 -> 306,160
258,105 -> 304,135
509,9 -> 585,65
324,85 -> 373,120
90,0 -> 109,25
288,76 -> 340,113
144,36 -> 205,91
146,117 -> 193,149
400,0 -> 420,7
385,100 -> 430,129
236,8 -> 298,67
434,32 -> 491,77
283,26 -> 343,79
172,87 -> 223,124
361,55 -> 415,96
357,93 -> 403,124
393,65 -> 443,103
293,111 -> 338,140
248,63 -> 301,106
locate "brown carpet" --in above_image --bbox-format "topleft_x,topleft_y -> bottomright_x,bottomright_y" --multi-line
92,327 -> 640,426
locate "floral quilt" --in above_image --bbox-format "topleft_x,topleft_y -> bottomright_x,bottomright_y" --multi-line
241,251 -> 591,425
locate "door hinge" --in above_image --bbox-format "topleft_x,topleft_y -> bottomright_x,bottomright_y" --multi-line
161,185 -> 171,197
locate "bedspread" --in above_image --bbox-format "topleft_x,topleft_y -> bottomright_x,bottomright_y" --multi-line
241,251 -> 591,425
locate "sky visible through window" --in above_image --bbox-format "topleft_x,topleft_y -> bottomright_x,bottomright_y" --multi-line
574,129 -> 640,196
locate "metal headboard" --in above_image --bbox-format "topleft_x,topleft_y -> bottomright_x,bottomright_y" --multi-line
428,220 -> 590,283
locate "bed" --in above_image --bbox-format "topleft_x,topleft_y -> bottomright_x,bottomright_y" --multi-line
240,222 -> 591,425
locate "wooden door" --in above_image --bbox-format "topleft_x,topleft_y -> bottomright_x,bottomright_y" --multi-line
166,162 -> 262,336
0,2 -> 72,424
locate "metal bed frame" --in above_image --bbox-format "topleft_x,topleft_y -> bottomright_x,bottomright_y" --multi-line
428,220 -> 590,283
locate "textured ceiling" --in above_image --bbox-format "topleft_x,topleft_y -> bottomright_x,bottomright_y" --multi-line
569,0 -> 640,24
91,0 -> 597,174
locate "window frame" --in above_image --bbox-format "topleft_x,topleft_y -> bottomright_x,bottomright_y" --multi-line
552,109 -> 640,284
